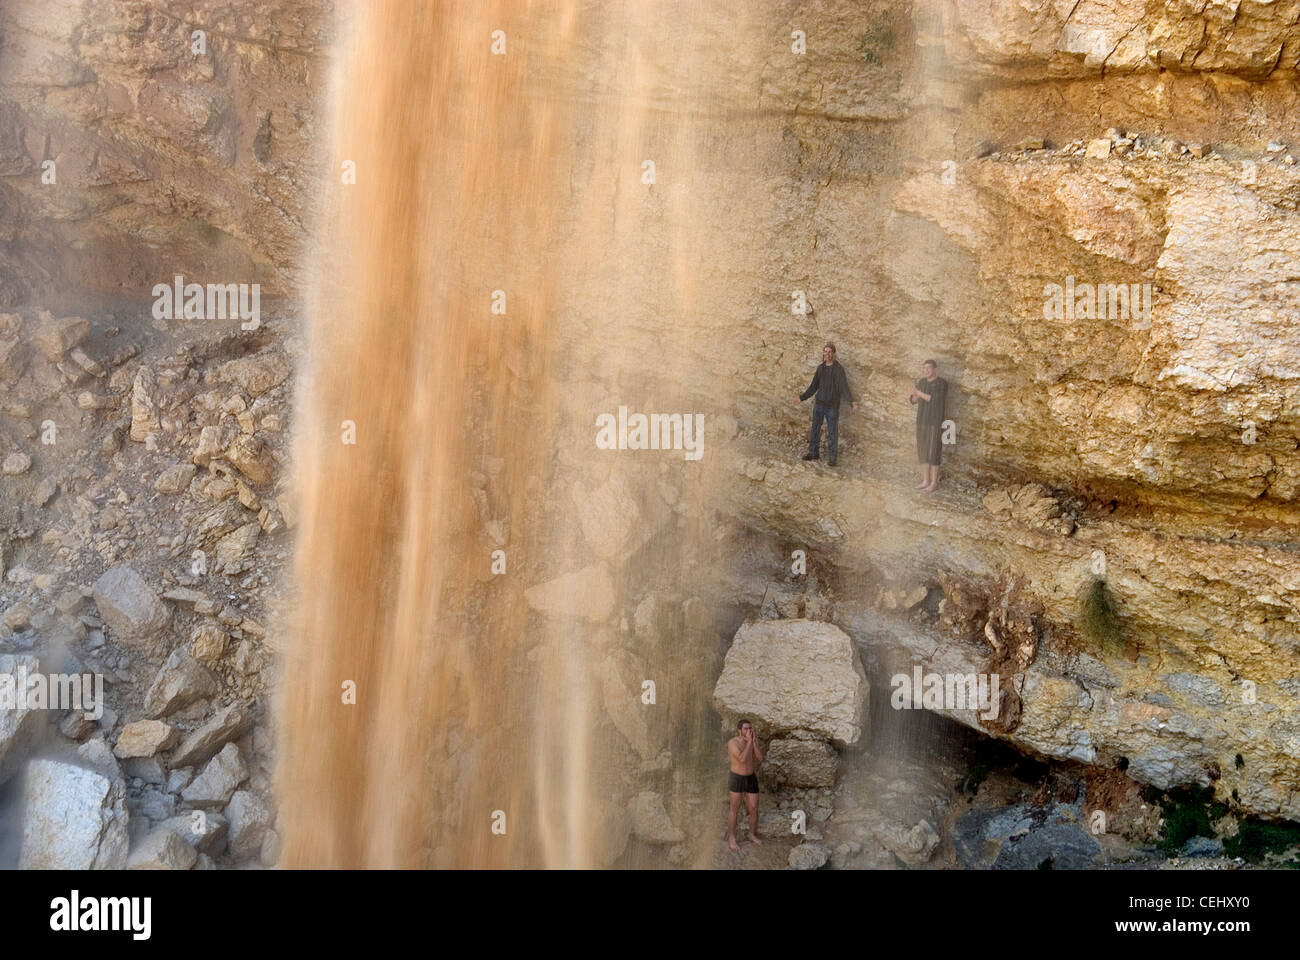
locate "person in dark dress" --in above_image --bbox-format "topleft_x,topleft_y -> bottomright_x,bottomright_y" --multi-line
909,359 -> 948,492
797,342 -> 858,467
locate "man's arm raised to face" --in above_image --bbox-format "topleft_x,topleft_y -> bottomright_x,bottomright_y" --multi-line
749,732 -> 764,765
731,735 -> 754,766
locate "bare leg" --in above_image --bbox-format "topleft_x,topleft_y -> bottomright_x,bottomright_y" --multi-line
923,464 -> 938,492
746,793 -> 762,843
728,793 -> 741,851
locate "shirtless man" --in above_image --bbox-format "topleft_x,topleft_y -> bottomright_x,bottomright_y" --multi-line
727,719 -> 764,851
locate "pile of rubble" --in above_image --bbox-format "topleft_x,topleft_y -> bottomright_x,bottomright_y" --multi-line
0,306 -> 291,869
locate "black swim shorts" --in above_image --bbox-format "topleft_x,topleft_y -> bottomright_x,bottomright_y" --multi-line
728,772 -> 759,794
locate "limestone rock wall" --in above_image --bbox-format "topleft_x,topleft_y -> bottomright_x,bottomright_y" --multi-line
0,0 -> 330,304
3,0 -> 1299,851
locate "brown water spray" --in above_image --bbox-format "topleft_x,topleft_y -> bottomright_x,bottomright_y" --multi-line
279,0 -> 761,868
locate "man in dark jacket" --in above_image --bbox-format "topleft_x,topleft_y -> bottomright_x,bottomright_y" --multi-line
797,342 -> 857,466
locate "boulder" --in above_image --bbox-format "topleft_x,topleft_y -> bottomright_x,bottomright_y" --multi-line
190,624 -> 229,663
92,565 -> 172,654
211,352 -> 290,397
114,719 -> 177,758
160,812 -> 228,856
874,818 -> 940,865
955,804 -> 1101,870
192,425 -> 225,466
127,827 -> 197,870
182,743 -> 247,808
1,452 -> 31,475
170,702 -> 254,767
788,841 -> 830,870
1085,138 -> 1112,159
154,462 -> 197,494
19,758 -> 129,869
763,731 -> 839,788
0,654 -> 44,782
225,789 -> 273,860
34,315 -> 90,361
122,757 -> 166,784
713,619 -> 868,745
144,650 -> 217,718
214,521 -> 260,575
226,435 -> 274,485
34,477 -> 57,506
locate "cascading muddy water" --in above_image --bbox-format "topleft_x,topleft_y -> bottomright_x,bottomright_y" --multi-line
278,0 -> 764,867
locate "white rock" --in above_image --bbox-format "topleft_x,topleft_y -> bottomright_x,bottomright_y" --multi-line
0,654 -> 43,780
19,758 -> 129,869
713,619 -> 868,745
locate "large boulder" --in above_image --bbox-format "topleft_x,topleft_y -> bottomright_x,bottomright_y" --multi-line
0,654 -> 44,783
92,565 -> 172,655
19,758 -> 129,869
713,619 -> 868,745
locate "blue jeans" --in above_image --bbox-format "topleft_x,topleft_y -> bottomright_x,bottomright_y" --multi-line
808,402 -> 839,459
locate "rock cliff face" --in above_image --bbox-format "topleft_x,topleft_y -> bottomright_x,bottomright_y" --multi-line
705,0 -> 1300,821
2,0 -> 1299,869
0,0 -> 328,304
